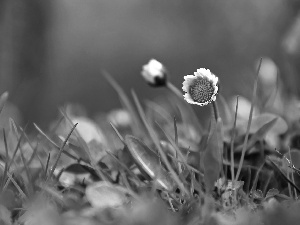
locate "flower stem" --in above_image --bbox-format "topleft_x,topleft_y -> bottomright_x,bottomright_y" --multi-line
212,101 -> 219,122
166,81 -> 182,98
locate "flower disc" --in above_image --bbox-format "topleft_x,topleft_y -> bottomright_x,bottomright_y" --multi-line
189,77 -> 215,104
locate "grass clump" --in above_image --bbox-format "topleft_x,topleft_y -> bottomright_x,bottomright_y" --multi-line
1,59 -> 300,225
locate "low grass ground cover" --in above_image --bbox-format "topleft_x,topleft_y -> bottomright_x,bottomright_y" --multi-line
0,58 -> 300,225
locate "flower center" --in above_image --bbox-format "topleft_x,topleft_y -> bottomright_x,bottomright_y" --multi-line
189,77 -> 215,103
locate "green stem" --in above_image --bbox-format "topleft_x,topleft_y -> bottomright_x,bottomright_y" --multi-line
212,101 -> 219,122
166,81 -> 183,98
230,95 -> 239,182
235,58 -> 262,182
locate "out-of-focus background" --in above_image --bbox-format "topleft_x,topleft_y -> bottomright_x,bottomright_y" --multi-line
0,0 -> 300,128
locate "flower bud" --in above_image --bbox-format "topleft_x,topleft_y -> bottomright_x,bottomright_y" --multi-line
141,59 -> 167,87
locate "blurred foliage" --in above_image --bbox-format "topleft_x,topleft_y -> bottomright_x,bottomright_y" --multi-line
0,0 -> 299,127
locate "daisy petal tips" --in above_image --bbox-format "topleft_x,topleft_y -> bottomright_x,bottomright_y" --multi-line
141,59 -> 167,87
182,68 -> 219,106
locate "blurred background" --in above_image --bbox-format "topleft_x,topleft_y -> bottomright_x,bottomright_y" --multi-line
0,0 -> 300,128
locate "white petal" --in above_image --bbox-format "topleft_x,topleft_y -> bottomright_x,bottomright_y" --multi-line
183,93 -> 196,104
210,74 -> 219,85
141,69 -> 155,83
148,59 -> 164,71
195,68 -> 211,77
182,75 -> 195,92
213,85 -> 219,95
183,75 -> 196,79
195,68 -> 219,85
183,93 -> 207,106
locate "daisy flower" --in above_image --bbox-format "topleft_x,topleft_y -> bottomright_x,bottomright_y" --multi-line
141,59 -> 167,87
182,68 -> 219,106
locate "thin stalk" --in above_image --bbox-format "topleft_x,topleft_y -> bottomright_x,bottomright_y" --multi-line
0,163 -> 27,200
1,129 -> 9,190
173,116 -> 181,173
235,58 -> 262,182
230,96 -> 239,182
288,147 -> 298,199
7,131 -> 25,171
47,123 -> 78,181
45,153 -> 51,179
109,122 -> 125,143
0,92 -> 9,115
34,123 -> 89,164
212,101 -> 219,122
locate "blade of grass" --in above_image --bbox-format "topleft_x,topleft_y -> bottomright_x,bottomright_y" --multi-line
34,123 -> 88,164
7,130 -> 25,171
267,156 -> 300,194
235,58 -> 263,182
287,170 -> 293,199
230,96 -> 239,182
59,109 -> 91,163
0,164 -> 27,200
132,90 -> 190,196
45,153 -> 51,179
102,70 -> 144,137
250,162 -> 265,195
289,165 -> 300,176
1,129 -> 9,189
173,116 -> 181,173
47,123 -> 78,181
109,122 -> 125,143
174,116 -> 178,146
262,171 -> 272,196
274,149 -> 300,176
0,92 -> 9,115
3,176 -> 27,200
60,109 -> 110,183
211,101 -> 219,122
288,146 -> 298,199
245,167 -> 252,194
55,167 -> 65,181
